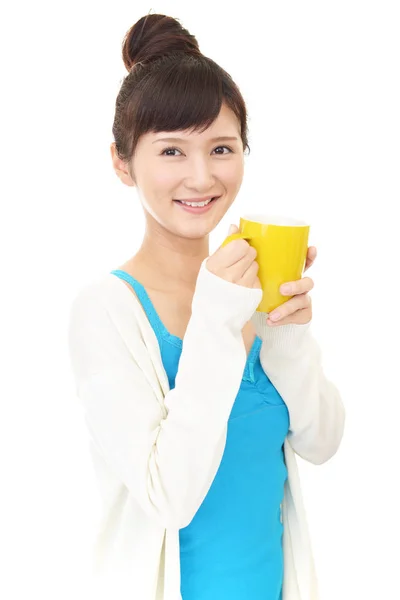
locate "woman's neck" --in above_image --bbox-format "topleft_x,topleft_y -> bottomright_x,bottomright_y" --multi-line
134,231 -> 210,291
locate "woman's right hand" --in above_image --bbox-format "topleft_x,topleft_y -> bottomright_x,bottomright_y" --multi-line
206,225 -> 261,290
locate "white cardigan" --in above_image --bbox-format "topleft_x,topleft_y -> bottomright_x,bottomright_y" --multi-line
68,257 -> 345,600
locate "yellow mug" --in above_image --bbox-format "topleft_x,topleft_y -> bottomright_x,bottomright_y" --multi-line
221,214 -> 310,313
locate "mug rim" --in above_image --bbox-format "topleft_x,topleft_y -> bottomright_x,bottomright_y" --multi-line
241,214 -> 309,226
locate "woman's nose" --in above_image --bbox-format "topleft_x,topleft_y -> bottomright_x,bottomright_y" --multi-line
184,158 -> 216,190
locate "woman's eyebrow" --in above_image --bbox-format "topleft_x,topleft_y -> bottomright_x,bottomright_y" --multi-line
152,136 -> 239,144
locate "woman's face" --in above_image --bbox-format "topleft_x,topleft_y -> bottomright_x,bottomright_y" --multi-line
111,103 -> 245,240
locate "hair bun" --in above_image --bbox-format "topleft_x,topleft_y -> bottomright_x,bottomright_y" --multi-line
122,13 -> 201,71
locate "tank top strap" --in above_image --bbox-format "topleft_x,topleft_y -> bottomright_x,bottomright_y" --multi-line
243,336 -> 262,382
110,269 -> 165,339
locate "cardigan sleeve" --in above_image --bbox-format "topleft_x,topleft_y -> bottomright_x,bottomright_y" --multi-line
251,311 -> 346,465
68,260 -> 263,531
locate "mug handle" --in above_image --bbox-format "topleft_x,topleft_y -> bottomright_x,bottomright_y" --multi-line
221,232 -> 252,248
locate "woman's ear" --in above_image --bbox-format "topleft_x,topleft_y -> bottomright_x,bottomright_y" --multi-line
110,142 -> 136,187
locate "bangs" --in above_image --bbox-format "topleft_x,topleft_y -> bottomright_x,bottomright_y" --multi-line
136,54 -> 224,137
113,50 -> 248,164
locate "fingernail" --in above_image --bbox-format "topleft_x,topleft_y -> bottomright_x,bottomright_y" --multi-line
281,284 -> 292,294
228,224 -> 236,234
270,312 -> 281,321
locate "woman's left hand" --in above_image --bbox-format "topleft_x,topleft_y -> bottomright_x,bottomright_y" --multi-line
266,246 -> 317,327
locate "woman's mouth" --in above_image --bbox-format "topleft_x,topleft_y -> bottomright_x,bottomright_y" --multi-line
173,196 -> 220,214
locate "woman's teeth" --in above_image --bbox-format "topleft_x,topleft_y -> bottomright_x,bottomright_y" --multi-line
177,198 -> 214,207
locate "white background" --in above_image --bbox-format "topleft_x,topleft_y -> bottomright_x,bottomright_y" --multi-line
1,1 -> 399,598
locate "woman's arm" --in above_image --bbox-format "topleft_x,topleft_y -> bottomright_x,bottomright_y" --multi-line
251,311 -> 345,465
68,261 -> 263,531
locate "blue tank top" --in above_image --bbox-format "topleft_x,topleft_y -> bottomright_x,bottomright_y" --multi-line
111,270 -> 290,600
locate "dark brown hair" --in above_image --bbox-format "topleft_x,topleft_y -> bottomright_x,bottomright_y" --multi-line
112,13 -> 251,174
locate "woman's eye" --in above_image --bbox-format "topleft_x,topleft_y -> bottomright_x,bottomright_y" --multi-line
214,146 -> 233,155
161,147 -> 181,156
160,146 -> 233,157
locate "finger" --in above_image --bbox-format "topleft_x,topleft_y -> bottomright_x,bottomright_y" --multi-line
229,247 -> 258,283
280,277 -> 314,296
268,294 -> 310,321
238,260 -> 260,288
267,305 -> 311,326
227,224 -> 240,235
304,246 -> 317,272
220,238 -> 253,266
219,224 -> 240,250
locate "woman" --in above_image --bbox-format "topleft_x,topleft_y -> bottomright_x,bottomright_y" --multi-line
68,12 -> 345,600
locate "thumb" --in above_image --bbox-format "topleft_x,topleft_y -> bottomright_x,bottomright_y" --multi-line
228,223 -> 239,235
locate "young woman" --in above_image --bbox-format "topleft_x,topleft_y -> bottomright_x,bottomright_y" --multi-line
68,13 -> 345,600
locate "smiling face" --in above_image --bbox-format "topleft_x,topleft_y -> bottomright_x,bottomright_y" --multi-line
111,103 -> 245,240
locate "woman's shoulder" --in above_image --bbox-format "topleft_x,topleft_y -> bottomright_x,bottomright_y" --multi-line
68,272 -> 154,384
68,270 -> 147,349
70,269 -> 139,311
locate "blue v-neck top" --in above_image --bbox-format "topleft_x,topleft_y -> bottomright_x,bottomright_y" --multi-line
111,269 -> 290,600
